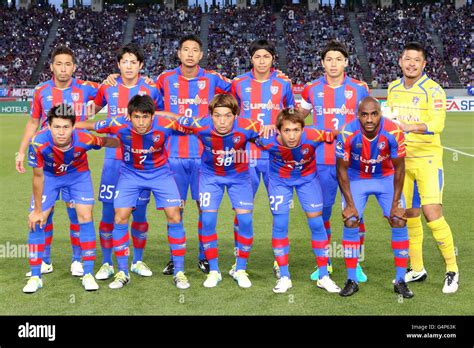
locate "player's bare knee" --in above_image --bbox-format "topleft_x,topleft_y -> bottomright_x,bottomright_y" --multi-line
422,204 -> 443,222
76,213 -> 92,224
165,207 -> 181,224
406,208 -> 421,218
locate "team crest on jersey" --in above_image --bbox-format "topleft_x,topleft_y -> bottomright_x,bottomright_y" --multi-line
233,136 -> 241,144
71,93 -> 80,102
112,92 -> 119,99
378,141 -> 386,150
301,148 -> 309,155
197,81 -> 206,90
412,96 -> 419,105
153,134 -> 161,143
270,86 -> 279,95
317,92 -> 324,98
344,91 -> 353,99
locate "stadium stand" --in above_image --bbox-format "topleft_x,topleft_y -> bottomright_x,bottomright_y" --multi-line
133,5 -> 202,79
281,4 -> 364,85
430,3 -> 473,86
207,6 -> 277,79
37,6 -> 128,83
357,4 -> 451,87
0,5 -> 56,85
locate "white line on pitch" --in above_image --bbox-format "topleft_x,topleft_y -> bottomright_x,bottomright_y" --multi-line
443,146 -> 474,157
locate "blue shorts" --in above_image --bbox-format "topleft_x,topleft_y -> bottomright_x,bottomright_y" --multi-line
114,165 -> 181,209
99,158 -> 150,206
267,174 -> 324,215
341,175 -> 406,218
169,157 -> 200,202
30,171 -> 95,212
198,170 -> 254,211
317,164 -> 338,207
249,158 -> 269,196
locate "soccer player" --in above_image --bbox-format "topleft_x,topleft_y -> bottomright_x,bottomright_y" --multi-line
92,43 -> 165,281
254,109 -> 340,294
156,34 -> 232,276
80,95 -> 190,289
23,104 -> 119,293
387,42 -> 459,293
336,97 -> 413,298
298,40 -> 370,282
16,45 -> 99,278
231,39 -> 295,277
175,94 -> 261,288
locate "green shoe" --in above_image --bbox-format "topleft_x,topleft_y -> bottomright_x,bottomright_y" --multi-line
356,263 -> 367,283
310,263 -> 333,281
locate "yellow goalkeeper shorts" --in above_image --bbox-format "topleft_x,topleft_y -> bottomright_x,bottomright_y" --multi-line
404,165 -> 444,209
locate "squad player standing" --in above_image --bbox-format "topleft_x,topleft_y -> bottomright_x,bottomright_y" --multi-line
17,46 -> 99,278
231,39 -> 295,277
156,35 -> 232,275
387,42 -> 459,293
298,40 -> 370,282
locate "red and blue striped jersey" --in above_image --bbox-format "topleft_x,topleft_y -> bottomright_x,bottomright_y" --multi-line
301,74 -> 370,165
94,76 -> 164,160
255,128 -> 329,180
177,116 -> 261,176
94,116 -> 186,172
336,118 -> 406,180
31,78 -> 99,129
231,69 -> 295,160
28,129 -> 103,176
157,66 -> 232,159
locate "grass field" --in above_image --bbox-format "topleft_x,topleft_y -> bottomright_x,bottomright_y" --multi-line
0,112 -> 472,316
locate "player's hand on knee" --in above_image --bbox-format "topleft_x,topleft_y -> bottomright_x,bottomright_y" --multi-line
389,206 -> 407,227
28,211 -> 44,230
342,206 -> 359,227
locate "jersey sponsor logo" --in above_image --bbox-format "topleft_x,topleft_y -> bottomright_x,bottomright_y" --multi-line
315,106 -> 323,115
323,104 -> 355,116
433,99 -> 443,109
109,106 -> 127,115
129,145 -> 162,155
377,141 -> 386,150
242,100 -> 281,111
172,95 -> 208,105
270,86 -> 279,95
353,152 -> 390,164
71,93 -> 80,102
344,90 -> 353,100
197,81 -> 206,90
170,96 -> 178,105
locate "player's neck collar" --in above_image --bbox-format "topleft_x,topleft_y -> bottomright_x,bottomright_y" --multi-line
323,73 -> 346,88
120,75 -> 140,88
402,73 -> 426,89
178,65 -> 202,79
51,77 -> 74,90
250,68 -> 274,82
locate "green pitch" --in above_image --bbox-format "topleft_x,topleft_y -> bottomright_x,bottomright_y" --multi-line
0,112 -> 472,315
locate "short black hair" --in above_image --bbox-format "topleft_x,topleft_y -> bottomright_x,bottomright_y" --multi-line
51,45 -> 76,64
178,34 -> 202,50
127,95 -> 156,116
402,41 -> 427,60
117,42 -> 144,64
249,39 -> 276,57
47,104 -> 76,126
321,40 -> 349,60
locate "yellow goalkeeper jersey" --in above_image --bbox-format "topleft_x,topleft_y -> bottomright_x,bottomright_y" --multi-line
387,74 -> 446,168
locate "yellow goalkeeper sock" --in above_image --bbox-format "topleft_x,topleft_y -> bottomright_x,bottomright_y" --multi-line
427,217 -> 458,273
407,216 -> 424,272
